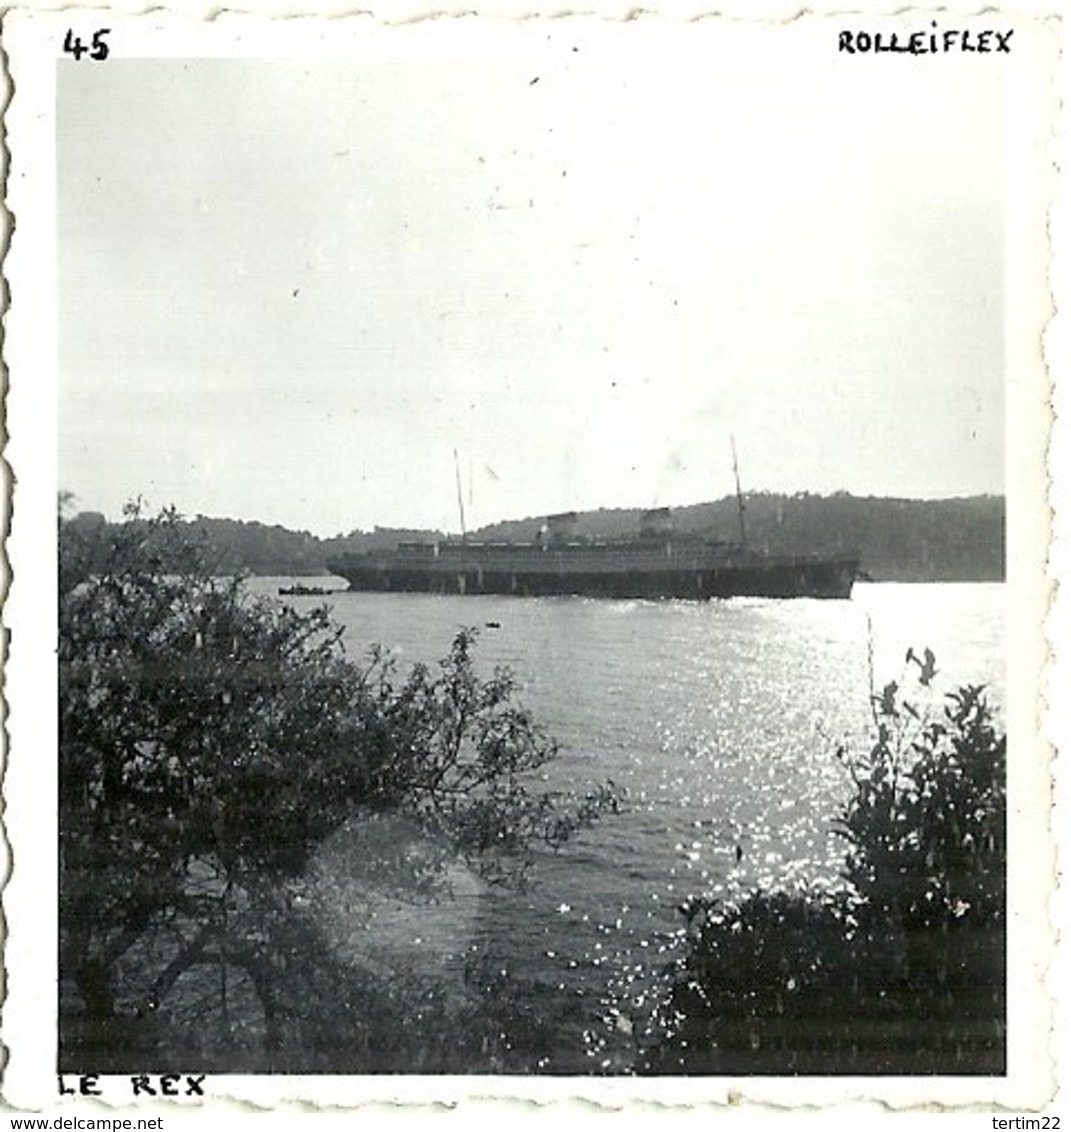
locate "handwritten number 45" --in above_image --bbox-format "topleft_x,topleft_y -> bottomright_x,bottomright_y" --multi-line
64,28 -> 110,61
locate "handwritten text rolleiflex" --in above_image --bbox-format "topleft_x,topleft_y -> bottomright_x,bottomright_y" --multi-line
839,24 -> 1013,55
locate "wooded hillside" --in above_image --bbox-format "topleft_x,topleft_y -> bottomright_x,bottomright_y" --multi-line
62,493 -> 1004,583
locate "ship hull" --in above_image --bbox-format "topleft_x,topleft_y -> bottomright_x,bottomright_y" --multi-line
327,546 -> 858,600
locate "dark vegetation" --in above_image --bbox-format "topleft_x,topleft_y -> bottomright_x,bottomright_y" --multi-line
641,670 -> 1006,1075
63,491 -> 1005,583
59,503 -> 617,1072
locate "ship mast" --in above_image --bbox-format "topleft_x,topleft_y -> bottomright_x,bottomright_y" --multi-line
453,448 -> 468,542
730,435 -> 747,547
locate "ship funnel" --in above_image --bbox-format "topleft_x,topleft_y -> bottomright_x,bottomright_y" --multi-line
546,511 -> 579,545
640,506 -> 673,538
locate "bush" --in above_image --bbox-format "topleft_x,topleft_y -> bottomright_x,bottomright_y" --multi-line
59,504 -> 617,1071
836,674 -> 1006,936
643,653 -> 1006,1075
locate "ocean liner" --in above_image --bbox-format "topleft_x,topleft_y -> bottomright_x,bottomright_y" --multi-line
326,507 -> 860,600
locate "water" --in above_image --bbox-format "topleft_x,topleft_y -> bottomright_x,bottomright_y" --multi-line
249,579 -> 1005,1071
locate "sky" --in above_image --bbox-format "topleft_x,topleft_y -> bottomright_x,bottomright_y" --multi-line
57,20 -> 1006,537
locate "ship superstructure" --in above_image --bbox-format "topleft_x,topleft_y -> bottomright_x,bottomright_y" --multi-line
327,506 -> 859,599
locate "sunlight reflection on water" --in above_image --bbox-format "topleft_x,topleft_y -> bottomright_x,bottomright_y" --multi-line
256,580 -> 1004,1070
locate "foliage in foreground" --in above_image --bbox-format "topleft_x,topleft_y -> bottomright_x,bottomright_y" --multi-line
644,661 -> 1006,1075
59,504 -> 616,1071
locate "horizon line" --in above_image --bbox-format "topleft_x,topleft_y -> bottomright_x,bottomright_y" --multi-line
62,488 -> 1007,540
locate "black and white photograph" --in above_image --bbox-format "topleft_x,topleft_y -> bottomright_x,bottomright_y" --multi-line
2,6 -> 1060,1111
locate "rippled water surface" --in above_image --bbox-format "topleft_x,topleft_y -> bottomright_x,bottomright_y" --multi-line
251,580 -> 1004,1070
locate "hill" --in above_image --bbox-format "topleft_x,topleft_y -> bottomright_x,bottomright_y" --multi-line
61,494 -> 1005,583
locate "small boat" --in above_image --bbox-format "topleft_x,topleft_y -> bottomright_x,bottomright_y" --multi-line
278,583 -> 334,597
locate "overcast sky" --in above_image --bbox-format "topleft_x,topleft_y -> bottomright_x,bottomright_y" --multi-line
58,21 -> 1005,536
